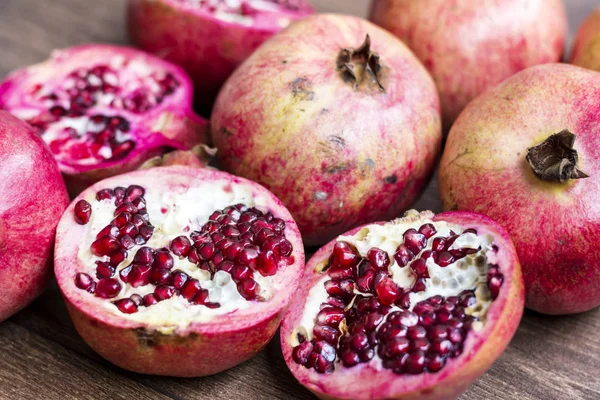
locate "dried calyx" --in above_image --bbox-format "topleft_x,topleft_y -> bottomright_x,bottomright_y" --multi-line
526,130 -> 589,182
290,211 -> 503,375
337,35 -> 384,91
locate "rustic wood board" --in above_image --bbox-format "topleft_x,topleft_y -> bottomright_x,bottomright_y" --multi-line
0,0 -> 599,399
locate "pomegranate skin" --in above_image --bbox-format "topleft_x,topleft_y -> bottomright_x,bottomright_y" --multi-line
211,14 -> 442,246
369,0 -> 567,129
439,63 -> 600,315
0,111 -> 69,321
571,7 -> 600,71
0,44 -> 209,196
281,211 -> 524,400
127,0 -> 314,105
55,166 -> 305,376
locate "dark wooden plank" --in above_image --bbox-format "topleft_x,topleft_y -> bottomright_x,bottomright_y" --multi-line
1,0 -> 600,399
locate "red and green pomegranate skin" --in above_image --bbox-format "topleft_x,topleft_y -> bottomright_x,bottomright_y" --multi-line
369,0 -> 567,129
571,7 -> 600,71
55,166 -> 305,376
127,0 -> 314,105
281,211 -> 524,400
211,14 -> 442,246
0,111 -> 69,321
0,44 -> 208,196
439,63 -> 600,315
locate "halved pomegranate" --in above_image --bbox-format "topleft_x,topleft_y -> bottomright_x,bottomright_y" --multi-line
55,166 -> 304,376
0,45 -> 208,195
128,0 -> 314,104
281,210 -> 523,399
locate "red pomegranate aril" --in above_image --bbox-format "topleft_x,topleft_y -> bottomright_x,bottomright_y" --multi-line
91,235 -> 120,256
171,270 -> 189,290
331,241 -> 359,269
74,200 -> 92,225
133,246 -> 155,265
316,307 -> 345,327
278,239 -> 293,257
403,229 -> 427,255
410,337 -> 430,352
96,224 -> 119,239
211,250 -> 225,266
127,264 -> 152,287
124,185 -> 144,203
237,278 -> 260,300
119,223 -> 138,238
237,246 -> 259,268
257,250 -> 278,276
154,284 -> 176,300
95,278 -> 121,298
407,325 -> 427,340
96,188 -> 114,201
418,223 -> 437,239
120,235 -> 136,250
386,337 -> 410,356
293,340 -> 314,365
181,279 -> 202,301
75,273 -> 95,292
154,250 -> 174,270
313,325 -> 341,344
139,225 -> 154,240
427,354 -> 446,372
202,221 -> 220,233
489,276 -> 503,300
221,225 -> 240,237
224,242 -> 243,260
119,264 -> 132,283
109,249 -> 127,267
170,236 -> 192,258
197,242 -> 215,260
376,277 -> 401,306
341,351 -> 361,367
325,279 -> 355,299
217,260 -> 235,273
431,237 -> 446,252
405,351 -> 426,374
357,269 -> 375,292
432,339 -> 453,355
211,232 -> 226,244
113,187 -> 126,205
95,261 -> 115,279
367,248 -> 390,271
142,293 -> 159,306
130,294 -> 143,306
149,268 -> 171,285
113,298 -> 138,314
114,202 -> 137,216
412,278 -> 427,293
256,228 -> 275,245
231,264 -> 251,281
394,244 -> 414,267
365,313 -> 384,331
112,212 -> 131,228
436,251 -> 455,267
410,258 -> 430,278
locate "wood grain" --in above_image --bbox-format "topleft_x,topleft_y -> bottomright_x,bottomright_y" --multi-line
1,0 -> 599,399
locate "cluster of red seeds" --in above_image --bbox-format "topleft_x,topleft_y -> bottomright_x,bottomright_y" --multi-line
292,224 -> 504,375
74,185 -> 294,314
180,0 -> 303,14
28,65 -> 179,162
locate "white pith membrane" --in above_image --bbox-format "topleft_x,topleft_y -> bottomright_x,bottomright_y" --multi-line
1,48 -> 186,168
173,0 -> 305,27
76,182 -> 281,332
290,210 -> 502,375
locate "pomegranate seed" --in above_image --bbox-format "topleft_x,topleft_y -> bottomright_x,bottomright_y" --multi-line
435,251 -> 454,267
74,200 -> 92,224
278,239 -> 293,257
412,278 -> 427,293
418,223 -> 437,238
142,293 -> 159,307
96,188 -> 114,201
154,285 -> 176,300
119,265 -> 132,283
292,340 -> 314,365
119,223 -> 138,238
113,298 -> 138,314
397,291 -> 411,309
367,248 -> 390,270
133,247 -> 155,265
357,269 -> 375,292
231,264 -> 251,281
128,265 -> 152,287
194,289 -> 210,305
237,246 -> 259,268
376,277 -> 401,305
489,275 -> 503,300
181,279 -> 202,301
212,250 -> 225,266
271,218 -> 286,233
139,225 -> 154,240
197,242 -> 215,260
132,197 -> 146,211
403,229 -> 427,255
237,278 -> 260,300
431,237 -> 446,251
394,244 -> 414,267
217,260 -> 235,273
109,249 -> 127,267
149,268 -> 171,285
96,224 -> 119,239
113,186 -> 126,205
221,225 -> 240,237
170,236 -> 192,257
90,235 -> 120,256
224,242 -> 243,260
112,212 -> 132,228
331,241 -> 359,270
324,279 -> 355,299
95,261 -> 115,279
314,341 -> 337,363
124,185 -> 145,202
120,235 -> 135,250
95,278 -> 121,298
130,294 -> 143,306
255,228 -> 275,245
171,270 -> 189,289
405,351 -> 426,374
427,354 -> 446,372
188,248 -> 201,264
257,250 -> 278,276
114,202 -> 137,216
154,250 -> 174,269
202,221 -> 220,233
313,325 -> 341,344
75,273 -> 95,292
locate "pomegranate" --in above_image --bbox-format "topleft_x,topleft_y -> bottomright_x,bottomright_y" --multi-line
281,210 -> 524,399
0,44 -> 208,196
0,111 -> 69,321
369,0 -> 567,129
127,0 -> 314,105
571,7 -> 600,71
211,14 -> 442,246
54,166 -> 304,376
138,144 -> 217,169
439,63 -> 600,315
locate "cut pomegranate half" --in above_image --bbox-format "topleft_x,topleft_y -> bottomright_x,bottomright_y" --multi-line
55,166 -> 304,377
0,45 -> 208,195
281,210 -> 524,399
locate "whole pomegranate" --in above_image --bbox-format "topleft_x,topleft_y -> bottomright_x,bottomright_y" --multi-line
127,0 -> 314,105
54,166 -> 304,376
571,7 -> 600,71
211,14 -> 442,246
0,111 -> 69,322
369,0 -> 567,129
281,210 -> 524,399
439,63 -> 600,315
0,44 -> 208,196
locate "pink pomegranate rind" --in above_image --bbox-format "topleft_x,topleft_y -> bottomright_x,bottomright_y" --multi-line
127,0 -> 314,104
0,44 -> 208,195
281,211 -> 524,400
0,111 -> 69,322
439,63 -> 600,315
211,14 -> 442,246
571,7 -> 600,71
369,0 -> 567,128
55,166 -> 304,376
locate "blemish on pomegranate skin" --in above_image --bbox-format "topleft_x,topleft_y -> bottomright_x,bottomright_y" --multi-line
313,191 -> 328,201
161,207 -> 168,214
385,175 -> 397,184
291,77 -> 314,101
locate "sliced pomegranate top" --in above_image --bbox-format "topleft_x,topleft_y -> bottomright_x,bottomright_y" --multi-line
282,210 -> 523,398
0,45 -> 204,174
169,0 -> 313,27
55,166 -> 304,334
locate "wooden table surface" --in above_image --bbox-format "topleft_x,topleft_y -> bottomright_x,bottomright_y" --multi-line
1,0 -> 599,399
